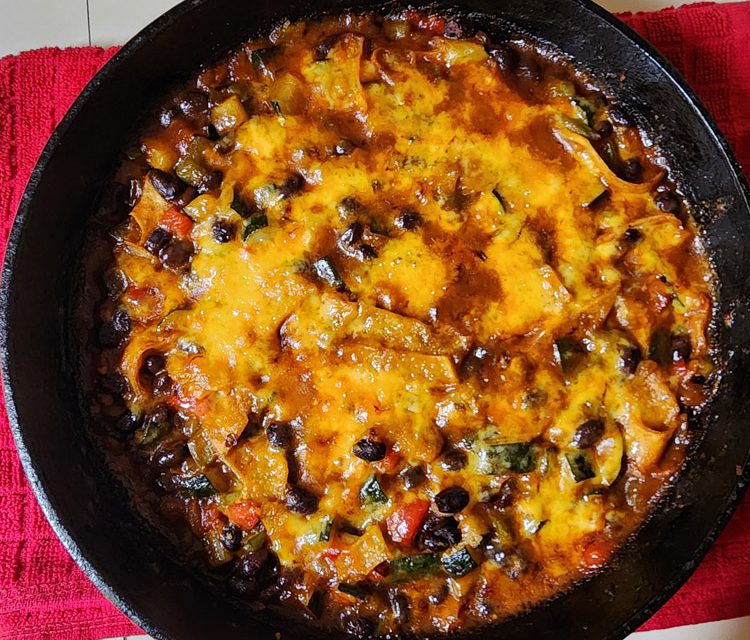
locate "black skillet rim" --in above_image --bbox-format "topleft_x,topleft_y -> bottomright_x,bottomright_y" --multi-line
1,0 -> 749,638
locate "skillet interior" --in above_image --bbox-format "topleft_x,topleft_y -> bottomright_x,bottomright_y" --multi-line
2,0 -> 750,638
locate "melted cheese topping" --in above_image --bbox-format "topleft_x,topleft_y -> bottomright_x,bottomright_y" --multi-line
100,13 -> 714,637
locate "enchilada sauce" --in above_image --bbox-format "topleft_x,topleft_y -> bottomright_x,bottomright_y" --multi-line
89,11 -> 715,637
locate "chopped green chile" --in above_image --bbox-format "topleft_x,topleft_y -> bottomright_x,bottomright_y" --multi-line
243,213 -> 269,239
565,451 -> 596,482
477,442 -> 537,474
360,475 -> 388,506
441,547 -> 479,577
389,554 -> 441,583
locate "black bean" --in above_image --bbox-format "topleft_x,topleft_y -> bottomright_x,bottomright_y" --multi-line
621,158 -> 642,182
388,591 -> 410,623
691,374 -> 707,385
338,196 -> 364,215
352,437 -> 386,462
238,548 -> 279,581
158,238 -> 194,270
340,222 -> 363,246
100,372 -> 128,396
127,178 -> 142,208
434,486 -> 470,514
488,45 -> 519,72
495,477 -> 517,508
285,485 -> 319,514
149,170 -> 186,202
341,613 -> 375,639
279,173 -> 304,198
266,423 -> 292,449
624,227 -> 642,243
441,449 -> 468,471
115,410 -> 141,434
655,191 -> 680,213
144,227 -> 173,255
573,419 -> 605,449
146,404 -> 172,427
359,244 -> 378,260
241,414 -> 262,440
458,345 -> 488,381
221,523 -> 243,551
212,220 -> 236,243
112,308 -> 131,335
150,442 -> 187,470
143,353 -> 166,375
619,344 -> 641,374
152,370 -> 173,396
418,513 -> 461,551
594,120 -> 614,137
396,210 -> 423,230
104,269 -> 128,298
400,465 -> 426,490
199,170 -> 223,193
207,124 -> 220,141
671,334 -> 692,362
314,35 -> 339,61
179,91 -> 209,119
428,584 -> 449,605
334,139 -> 355,156
98,323 -> 121,348
159,107 -> 178,128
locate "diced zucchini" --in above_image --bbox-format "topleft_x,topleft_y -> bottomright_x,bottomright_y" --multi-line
134,412 -> 168,447
175,157 -> 208,189
565,451 -> 596,482
204,528 -> 233,566
477,442 -> 536,474
360,475 -> 388,506
319,516 -> 334,542
211,95 -> 249,135
559,114 -> 597,140
243,213 -> 268,240
441,547 -> 479,577
242,526 -> 267,552
175,473 -> 216,497
389,554 -> 440,583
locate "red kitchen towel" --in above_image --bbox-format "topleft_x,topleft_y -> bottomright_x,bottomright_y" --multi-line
0,3 -> 749,638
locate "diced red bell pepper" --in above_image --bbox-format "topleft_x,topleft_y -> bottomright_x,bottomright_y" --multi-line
160,207 -> 194,238
227,500 -> 261,531
379,448 -> 401,474
582,537 -> 615,569
386,499 -> 430,545
405,10 -> 446,34
200,502 -> 223,533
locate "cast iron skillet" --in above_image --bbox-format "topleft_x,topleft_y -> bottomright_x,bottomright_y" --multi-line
2,0 -> 750,638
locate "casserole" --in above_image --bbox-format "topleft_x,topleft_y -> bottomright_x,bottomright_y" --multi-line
2,0 -> 750,638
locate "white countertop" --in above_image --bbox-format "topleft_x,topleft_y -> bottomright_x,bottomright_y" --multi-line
2,0 -> 748,638
0,0 -> 743,58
